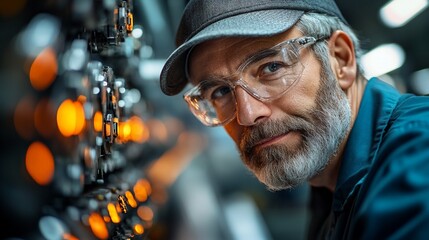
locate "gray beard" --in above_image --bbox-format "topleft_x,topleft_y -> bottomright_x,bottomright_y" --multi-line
238,66 -> 352,191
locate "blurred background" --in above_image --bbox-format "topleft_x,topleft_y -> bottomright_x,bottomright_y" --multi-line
0,0 -> 428,240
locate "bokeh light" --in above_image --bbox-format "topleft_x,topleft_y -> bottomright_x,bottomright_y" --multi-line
29,47 -> 58,91
57,99 -> 86,137
25,141 -> 55,185
88,212 -> 109,240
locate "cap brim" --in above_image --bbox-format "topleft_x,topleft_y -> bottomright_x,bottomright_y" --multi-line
160,9 -> 304,96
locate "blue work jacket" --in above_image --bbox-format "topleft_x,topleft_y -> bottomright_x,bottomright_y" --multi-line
308,77 -> 429,240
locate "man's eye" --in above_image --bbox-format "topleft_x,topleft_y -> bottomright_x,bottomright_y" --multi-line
211,86 -> 232,100
262,62 -> 283,74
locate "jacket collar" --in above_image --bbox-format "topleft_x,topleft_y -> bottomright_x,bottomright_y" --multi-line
332,77 -> 401,211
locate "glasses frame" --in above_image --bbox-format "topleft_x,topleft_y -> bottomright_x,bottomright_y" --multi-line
184,35 -> 328,127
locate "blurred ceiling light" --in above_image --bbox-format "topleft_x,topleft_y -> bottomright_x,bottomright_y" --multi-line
361,43 -> 405,78
410,68 -> 429,95
380,0 -> 429,28
376,74 -> 397,88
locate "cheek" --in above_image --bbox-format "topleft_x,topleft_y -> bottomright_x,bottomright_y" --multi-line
301,59 -> 323,93
271,73 -> 321,115
224,122 -> 242,145
287,60 -> 323,108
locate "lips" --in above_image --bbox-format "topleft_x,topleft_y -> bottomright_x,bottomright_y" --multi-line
250,131 -> 292,154
240,117 -> 311,157
252,131 -> 292,150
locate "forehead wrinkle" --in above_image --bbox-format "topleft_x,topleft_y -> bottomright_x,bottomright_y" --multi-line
188,38 -> 249,84
189,38 -> 275,82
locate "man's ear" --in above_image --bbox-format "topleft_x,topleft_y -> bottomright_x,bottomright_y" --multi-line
328,30 -> 357,91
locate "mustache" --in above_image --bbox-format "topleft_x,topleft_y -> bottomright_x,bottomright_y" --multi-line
239,114 -> 314,153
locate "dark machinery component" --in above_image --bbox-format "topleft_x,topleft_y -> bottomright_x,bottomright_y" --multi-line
0,0 -> 167,239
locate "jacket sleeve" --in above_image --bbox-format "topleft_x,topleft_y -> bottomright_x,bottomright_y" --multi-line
352,96 -> 429,240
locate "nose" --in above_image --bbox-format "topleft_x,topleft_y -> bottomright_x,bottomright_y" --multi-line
234,87 -> 271,126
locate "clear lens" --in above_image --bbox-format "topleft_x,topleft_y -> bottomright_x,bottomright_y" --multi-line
184,79 -> 236,126
184,36 -> 322,127
240,52 -> 304,99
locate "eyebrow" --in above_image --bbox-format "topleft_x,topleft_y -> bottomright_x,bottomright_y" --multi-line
239,48 -> 279,70
194,47 -> 281,86
200,74 -> 236,85
198,78 -> 225,93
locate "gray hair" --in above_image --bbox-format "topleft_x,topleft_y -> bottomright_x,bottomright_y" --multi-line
295,13 -> 364,77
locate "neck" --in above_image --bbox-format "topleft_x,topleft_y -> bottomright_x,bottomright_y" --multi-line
309,76 -> 368,192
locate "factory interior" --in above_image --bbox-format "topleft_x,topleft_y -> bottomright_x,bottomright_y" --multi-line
0,0 -> 428,239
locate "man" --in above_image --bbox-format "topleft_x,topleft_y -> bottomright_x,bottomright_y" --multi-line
159,0 -> 429,239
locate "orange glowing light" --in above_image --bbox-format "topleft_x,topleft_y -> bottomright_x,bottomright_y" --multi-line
25,141 -> 55,185
94,111 -> 103,132
57,99 -> 76,137
14,96 -> 36,140
57,99 -> 86,137
129,116 -> 149,143
107,203 -> 121,223
118,121 -> 131,142
115,202 -> 122,213
133,223 -> 144,235
126,12 -> 134,32
141,179 -> 152,196
133,179 -> 148,202
62,233 -> 79,240
125,191 -> 137,208
77,95 -> 87,103
88,212 -> 109,240
74,101 -> 85,134
29,47 -> 58,91
137,206 -> 153,222
105,123 -> 111,137
103,216 -> 111,222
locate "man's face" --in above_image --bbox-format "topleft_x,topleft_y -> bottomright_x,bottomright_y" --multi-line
188,29 -> 352,190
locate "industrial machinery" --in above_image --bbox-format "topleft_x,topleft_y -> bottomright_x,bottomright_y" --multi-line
0,0 -> 185,239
